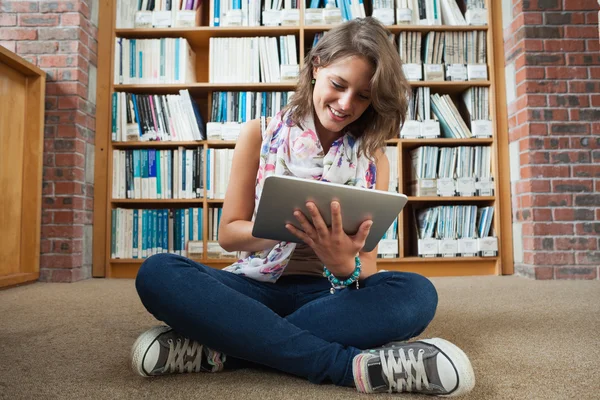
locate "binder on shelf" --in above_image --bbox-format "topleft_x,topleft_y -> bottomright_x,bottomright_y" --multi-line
402,63 -> 423,81
467,64 -> 488,81
304,8 -> 325,25
437,177 -> 456,197
174,9 -> 202,27
418,238 -> 439,257
445,64 -> 468,81
207,241 -> 237,259
280,64 -> 300,81
471,120 -> 493,138
424,64 -> 445,81
439,238 -> 458,257
372,8 -> 395,26
187,240 -> 204,257
476,177 -> 494,196
477,236 -> 498,257
421,120 -> 441,138
400,120 -> 422,138
378,239 -> 399,257
323,7 -> 343,24
411,178 -> 437,197
456,177 -> 477,197
281,8 -> 300,26
134,11 -> 153,28
466,8 -> 487,25
262,10 -> 281,26
458,238 -> 478,257
396,7 -> 413,24
224,9 -> 244,26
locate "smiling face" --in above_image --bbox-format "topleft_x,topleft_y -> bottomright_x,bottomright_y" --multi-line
312,55 -> 374,140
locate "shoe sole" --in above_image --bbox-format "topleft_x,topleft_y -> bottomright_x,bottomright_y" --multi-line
131,325 -> 171,377
421,338 -> 476,397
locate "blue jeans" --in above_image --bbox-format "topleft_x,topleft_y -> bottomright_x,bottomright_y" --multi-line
135,253 -> 438,387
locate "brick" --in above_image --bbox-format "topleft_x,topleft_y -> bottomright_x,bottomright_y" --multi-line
40,254 -> 82,269
16,41 -> 59,54
526,81 -> 568,94
53,211 -> 74,224
533,223 -> 574,236
552,179 -> 593,193
556,237 -> 597,251
567,54 -> 600,66
572,165 -> 600,178
55,153 -> 85,167
53,239 -> 83,253
530,251 -> 575,265
523,26 -> 562,39
40,1 -> 79,13
576,252 -> 600,264
578,109 -> 600,121
576,222 -> 600,235
18,14 -> 60,26
532,194 -> 573,207
545,66 -> 588,80
55,182 -> 85,195
544,39 -> 585,52
0,28 -> 36,40
555,266 -> 597,280
41,225 -> 84,239
38,27 -> 79,40
522,0 -> 561,11
588,40 -> 600,52
550,123 -> 590,135
0,41 -> 16,52
548,95 -> 589,108
569,137 -> 600,150
525,53 -> 565,66
554,208 -> 596,221
38,54 -> 78,68
1,1 -> 39,12
0,13 -> 17,26
564,26 -> 598,38
574,194 -> 600,207
563,0 -> 598,10
61,12 -> 81,26
528,108 -> 568,122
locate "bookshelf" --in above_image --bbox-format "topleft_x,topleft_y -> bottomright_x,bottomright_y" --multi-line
0,46 -> 46,288
93,0 -> 513,278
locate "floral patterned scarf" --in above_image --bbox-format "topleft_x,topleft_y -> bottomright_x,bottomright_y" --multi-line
223,109 -> 377,282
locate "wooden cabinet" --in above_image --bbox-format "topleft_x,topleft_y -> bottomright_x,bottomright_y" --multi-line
0,46 -> 46,288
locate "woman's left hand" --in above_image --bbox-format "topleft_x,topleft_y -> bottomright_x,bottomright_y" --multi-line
286,201 -> 372,277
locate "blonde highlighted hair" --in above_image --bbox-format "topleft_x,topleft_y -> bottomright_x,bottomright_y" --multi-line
285,17 -> 410,158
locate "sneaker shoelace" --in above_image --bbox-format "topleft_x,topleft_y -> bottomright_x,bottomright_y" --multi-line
164,338 -> 203,373
379,348 -> 430,393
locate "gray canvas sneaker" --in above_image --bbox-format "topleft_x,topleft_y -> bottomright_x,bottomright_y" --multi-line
131,326 -> 226,377
353,338 -> 475,396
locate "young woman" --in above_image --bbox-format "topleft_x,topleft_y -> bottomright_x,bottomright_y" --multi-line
132,17 -> 475,396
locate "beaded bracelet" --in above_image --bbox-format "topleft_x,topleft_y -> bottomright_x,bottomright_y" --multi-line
323,255 -> 361,294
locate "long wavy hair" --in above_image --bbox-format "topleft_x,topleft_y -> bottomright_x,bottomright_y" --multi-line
284,17 -> 410,159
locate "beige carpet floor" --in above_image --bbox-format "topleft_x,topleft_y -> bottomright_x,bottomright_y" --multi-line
1,275 -> 598,400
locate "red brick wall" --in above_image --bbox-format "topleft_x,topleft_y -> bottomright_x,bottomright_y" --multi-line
0,0 -> 98,282
505,0 -> 600,279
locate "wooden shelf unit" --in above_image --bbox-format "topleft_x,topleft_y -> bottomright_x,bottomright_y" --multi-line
94,0 -> 513,279
0,46 -> 46,288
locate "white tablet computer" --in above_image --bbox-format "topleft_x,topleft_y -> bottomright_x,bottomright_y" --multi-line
252,175 -> 408,252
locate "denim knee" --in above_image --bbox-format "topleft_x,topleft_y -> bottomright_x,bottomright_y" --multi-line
136,253 -> 180,298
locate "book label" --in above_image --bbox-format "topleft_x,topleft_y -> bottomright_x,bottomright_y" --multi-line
421,120 -> 440,138
402,63 -> 423,81
476,177 -> 494,196
262,10 -> 281,26
458,238 -> 478,257
134,11 -> 153,28
437,177 -> 456,197
372,8 -> 395,26
424,64 -> 444,81
467,64 -> 488,81
472,120 -> 493,137
466,8 -> 488,26
175,10 -> 199,27
281,8 -> 300,26
418,238 -> 439,257
378,239 -> 398,255
439,239 -> 458,257
456,177 -> 476,196
224,9 -> 243,26
304,9 -> 324,25
396,8 -> 412,24
152,10 -> 172,27
400,120 -> 421,138
323,8 -> 342,24
446,64 -> 467,81
280,64 -> 299,81
187,240 -> 204,256
477,236 -> 498,257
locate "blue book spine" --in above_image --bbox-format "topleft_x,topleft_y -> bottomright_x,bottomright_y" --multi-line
198,207 -> 203,240
111,93 -> 118,141
151,209 -> 158,255
166,150 -> 172,199
180,208 -> 186,255
163,210 -> 169,253
214,0 -> 220,26
181,149 -> 186,194
132,209 -> 139,258
156,150 -> 162,199
148,149 -> 157,198
131,94 -> 143,137
141,209 -> 147,258
189,207 -> 194,241
175,39 -> 180,82
130,39 -> 136,81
